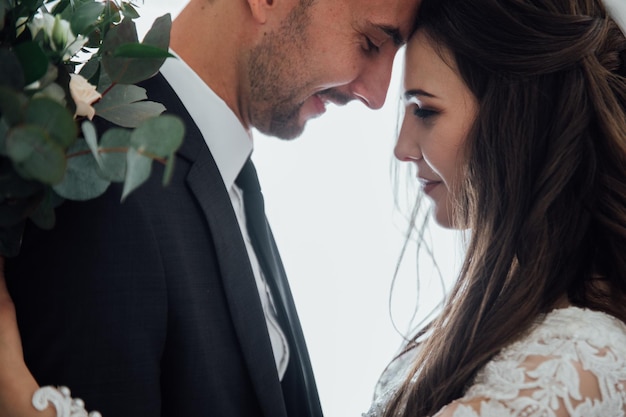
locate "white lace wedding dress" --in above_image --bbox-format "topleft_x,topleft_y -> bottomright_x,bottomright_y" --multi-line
364,306 -> 626,417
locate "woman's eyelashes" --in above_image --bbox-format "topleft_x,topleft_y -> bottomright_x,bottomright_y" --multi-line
413,106 -> 438,120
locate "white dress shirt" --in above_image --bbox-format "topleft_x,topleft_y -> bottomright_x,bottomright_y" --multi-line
160,54 -> 289,380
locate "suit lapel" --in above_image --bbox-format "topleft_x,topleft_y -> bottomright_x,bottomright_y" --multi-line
142,74 -> 288,417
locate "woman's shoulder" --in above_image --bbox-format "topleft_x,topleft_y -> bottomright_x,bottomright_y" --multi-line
435,306 -> 626,417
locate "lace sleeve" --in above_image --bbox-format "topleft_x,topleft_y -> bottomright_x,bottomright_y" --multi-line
434,343 -> 626,417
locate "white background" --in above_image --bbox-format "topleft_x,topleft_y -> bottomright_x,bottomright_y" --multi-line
136,3 -> 462,416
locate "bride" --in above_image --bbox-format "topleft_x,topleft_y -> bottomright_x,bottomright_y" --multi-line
1,0 -> 626,415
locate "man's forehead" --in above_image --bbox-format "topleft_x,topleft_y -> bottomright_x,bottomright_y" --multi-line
354,0 -> 419,42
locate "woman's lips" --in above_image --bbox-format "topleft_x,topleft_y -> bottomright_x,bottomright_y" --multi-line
418,177 -> 441,194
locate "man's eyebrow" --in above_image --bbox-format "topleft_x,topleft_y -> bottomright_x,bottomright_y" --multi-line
404,89 -> 436,100
376,24 -> 405,46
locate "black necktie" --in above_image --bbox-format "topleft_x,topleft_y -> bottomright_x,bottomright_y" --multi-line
235,159 -> 324,417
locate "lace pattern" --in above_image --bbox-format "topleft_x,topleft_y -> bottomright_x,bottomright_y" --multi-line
32,386 -> 101,417
363,307 -> 626,417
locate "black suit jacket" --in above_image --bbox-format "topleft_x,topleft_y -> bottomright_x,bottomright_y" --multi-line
6,74 -> 320,417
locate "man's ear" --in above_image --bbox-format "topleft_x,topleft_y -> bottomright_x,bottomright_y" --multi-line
248,0 -> 275,24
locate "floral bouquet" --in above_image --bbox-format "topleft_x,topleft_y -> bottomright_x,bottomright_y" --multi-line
0,0 -> 184,257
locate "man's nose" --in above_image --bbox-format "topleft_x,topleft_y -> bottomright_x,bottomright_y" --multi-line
350,53 -> 395,110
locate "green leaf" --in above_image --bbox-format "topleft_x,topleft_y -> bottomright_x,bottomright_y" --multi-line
6,125 -> 67,184
93,84 -> 165,128
80,56 -> 101,83
113,43 -> 174,59
81,120 -> 101,165
143,14 -> 172,51
130,115 -> 184,158
96,65 -> 112,93
98,82 -> 147,105
53,140 -> 110,200
122,147 -> 151,201
0,87 -> 25,127
13,41 -> 49,85
98,127 -> 130,182
24,97 -> 78,148
70,1 -> 105,35
120,2 -> 140,19
29,187 -> 56,229
101,15 -> 172,85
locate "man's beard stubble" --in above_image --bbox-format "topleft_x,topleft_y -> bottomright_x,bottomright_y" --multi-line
247,1 -> 315,140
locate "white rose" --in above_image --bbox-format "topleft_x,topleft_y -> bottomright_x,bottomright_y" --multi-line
28,13 -> 87,60
69,74 -> 102,120
28,13 -> 56,41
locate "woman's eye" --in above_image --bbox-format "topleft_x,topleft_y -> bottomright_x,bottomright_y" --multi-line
413,107 -> 438,119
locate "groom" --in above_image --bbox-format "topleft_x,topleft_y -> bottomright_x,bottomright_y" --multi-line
5,0 -> 418,416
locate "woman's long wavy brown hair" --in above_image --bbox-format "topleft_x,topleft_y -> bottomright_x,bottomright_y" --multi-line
383,0 -> 626,416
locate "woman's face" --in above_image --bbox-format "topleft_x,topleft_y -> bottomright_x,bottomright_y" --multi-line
395,30 -> 478,228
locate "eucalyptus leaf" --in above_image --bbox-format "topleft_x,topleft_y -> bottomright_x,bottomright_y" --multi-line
113,43 -> 174,59
25,97 -> 77,148
0,48 -> 24,89
70,0 -> 104,35
81,120 -> 101,165
130,115 -> 184,158
80,56 -> 101,82
101,15 -> 171,85
98,127 -> 130,182
97,83 -> 147,105
142,14 -> 172,51
6,125 -> 66,184
13,41 -> 49,86
121,147 -> 151,201
120,2 -> 140,19
93,83 -> 166,128
96,100 -> 165,128
54,140 -> 110,200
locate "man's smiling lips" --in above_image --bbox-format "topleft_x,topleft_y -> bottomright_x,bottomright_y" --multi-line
311,93 -> 327,116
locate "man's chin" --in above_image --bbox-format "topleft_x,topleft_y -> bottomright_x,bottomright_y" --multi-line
263,119 -> 306,141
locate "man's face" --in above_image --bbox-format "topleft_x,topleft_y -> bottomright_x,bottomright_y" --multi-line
246,0 -> 420,139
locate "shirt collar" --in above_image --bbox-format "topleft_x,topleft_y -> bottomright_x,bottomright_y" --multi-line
159,52 -> 252,189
